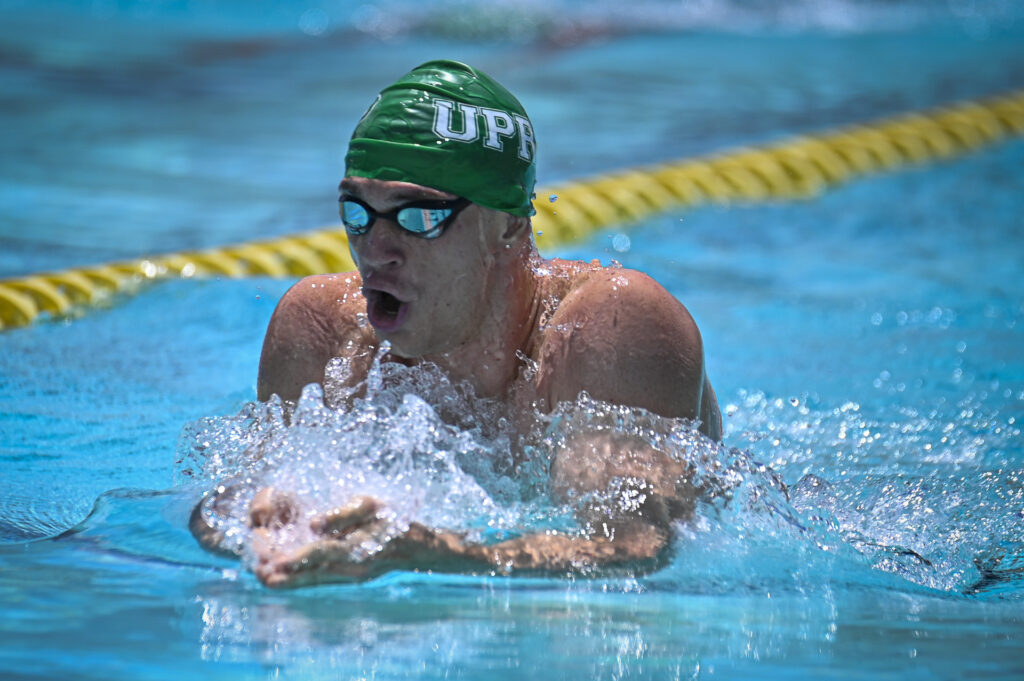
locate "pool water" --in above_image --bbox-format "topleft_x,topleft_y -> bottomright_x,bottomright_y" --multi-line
2,1 -> 1023,679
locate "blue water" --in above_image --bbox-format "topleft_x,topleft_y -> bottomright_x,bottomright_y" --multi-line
2,1 -> 1024,679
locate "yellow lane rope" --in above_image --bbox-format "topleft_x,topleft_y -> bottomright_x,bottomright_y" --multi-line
2,89 -> 1022,331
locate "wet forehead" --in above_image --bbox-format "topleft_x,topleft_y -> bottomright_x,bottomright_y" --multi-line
339,177 -> 459,208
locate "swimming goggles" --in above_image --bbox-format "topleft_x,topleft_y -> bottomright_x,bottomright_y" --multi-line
340,196 -> 470,240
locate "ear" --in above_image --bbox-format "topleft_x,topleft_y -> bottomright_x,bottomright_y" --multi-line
500,215 -> 531,244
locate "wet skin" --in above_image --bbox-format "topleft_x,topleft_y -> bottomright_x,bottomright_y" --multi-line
195,177 -> 722,587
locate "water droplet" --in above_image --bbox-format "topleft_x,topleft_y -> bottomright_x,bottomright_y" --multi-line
548,194 -> 558,203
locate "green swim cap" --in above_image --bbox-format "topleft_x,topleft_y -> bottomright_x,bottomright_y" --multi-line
344,60 -> 537,217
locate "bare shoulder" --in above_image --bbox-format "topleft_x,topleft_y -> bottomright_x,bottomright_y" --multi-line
257,273 -> 377,402
272,273 -> 365,324
535,265 -> 720,436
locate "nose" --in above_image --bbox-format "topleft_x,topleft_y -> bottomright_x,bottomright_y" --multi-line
350,219 -> 407,272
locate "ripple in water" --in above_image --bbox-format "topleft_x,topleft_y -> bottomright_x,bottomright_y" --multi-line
725,390 -> 1024,597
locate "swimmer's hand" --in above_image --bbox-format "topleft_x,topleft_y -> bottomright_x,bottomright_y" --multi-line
250,491 -> 470,588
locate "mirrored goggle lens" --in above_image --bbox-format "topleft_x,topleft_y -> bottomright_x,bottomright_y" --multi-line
341,201 -> 371,233
396,207 -> 454,234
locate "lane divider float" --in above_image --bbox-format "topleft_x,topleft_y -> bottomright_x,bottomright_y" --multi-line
2,89 -> 1022,331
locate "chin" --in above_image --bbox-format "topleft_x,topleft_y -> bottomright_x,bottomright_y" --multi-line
384,327 -> 461,361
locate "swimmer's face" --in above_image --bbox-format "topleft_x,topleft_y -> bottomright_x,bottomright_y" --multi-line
341,176 -> 510,358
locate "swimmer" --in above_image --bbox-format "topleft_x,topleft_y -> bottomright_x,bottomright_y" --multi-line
190,60 -> 721,587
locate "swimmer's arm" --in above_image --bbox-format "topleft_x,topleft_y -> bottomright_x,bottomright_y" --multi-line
460,522 -> 671,574
255,516 -> 671,588
253,433 -> 691,587
256,522 -> 670,587
257,273 -> 375,403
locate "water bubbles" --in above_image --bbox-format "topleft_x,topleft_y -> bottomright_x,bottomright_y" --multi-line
548,194 -> 558,203
180,351 -> 784,582
181,356 -> 539,563
611,233 -> 631,253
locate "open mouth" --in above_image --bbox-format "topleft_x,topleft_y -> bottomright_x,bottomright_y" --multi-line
365,289 -> 409,333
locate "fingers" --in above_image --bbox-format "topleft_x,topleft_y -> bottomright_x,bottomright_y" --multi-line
311,495 -> 382,538
246,493 -> 401,588
250,526 -> 279,563
249,487 -> 298,529
254,524 -> 457,588
255,537 -> 371,588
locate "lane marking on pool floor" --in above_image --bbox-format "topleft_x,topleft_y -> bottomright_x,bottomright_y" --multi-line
2,89 -> 1023,330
